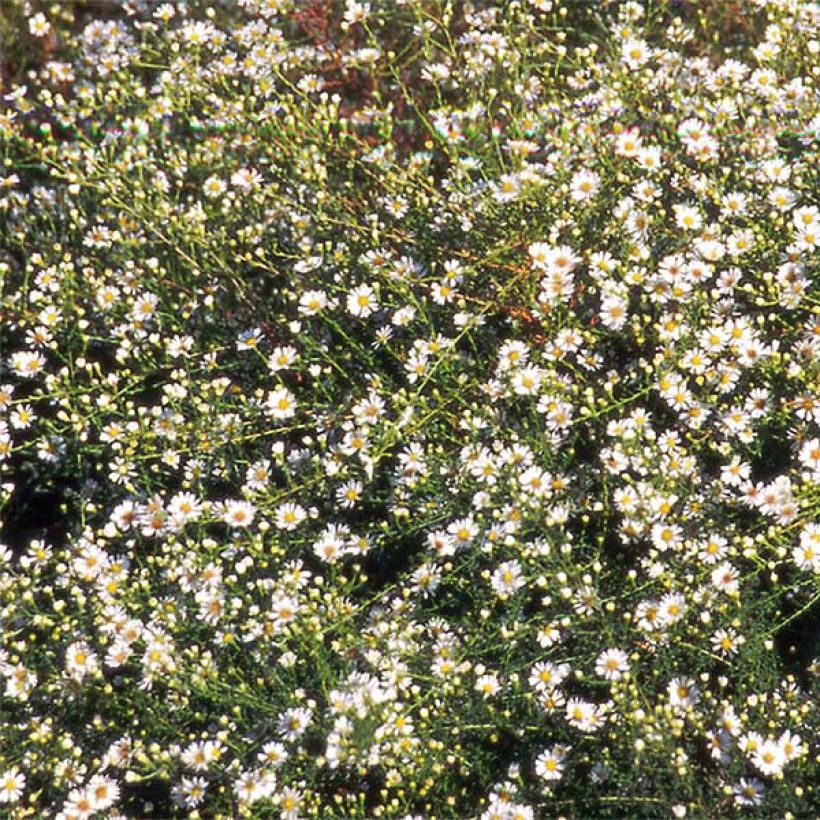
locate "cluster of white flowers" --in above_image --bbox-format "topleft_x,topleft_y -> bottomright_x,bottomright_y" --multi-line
0,0 -> 817,816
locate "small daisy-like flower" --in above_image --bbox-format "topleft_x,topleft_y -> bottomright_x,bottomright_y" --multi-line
278,786 -> 303,819
711,562 -> 740,594
799,438 -> 820,476
475,672 -> 501,698
621,38 -> 651,69
529,661 -> 571,691
267,345 -> 298,372
221,499 -> 256,529
298,73 -> 325,94
615,127 -> 643,157
565,698 -> 602,732
65,641 -> 99,681
10,351 -> 46,378
667,677 -> 699,711
275,502 -> 307,531
270,594 -> 300,631
336,479 -> 363,508
518,465 -> 551,497
172,776 -> 208,808
711,628 -> 740,656
751,739 -> 786,777
346,283 -> 378,318
298,289 -> 328,315
697,534 -> 728,564
493,172 -> 522,203
431,279 -> 457,304
234,769 -> 273,805
497,340 -> 529,371
570,168 -> 600,202
595,648 -> 630,681
245,460 -> 271,490
658,591 -> 686,625
636,145 -> 662,172
536,623 -> 562,648
528,241 -> 552,269
733,778 -> 764,807
231,167 -> 263,190
778,730 -> 805,762
258,740 -> 288,768
63,785 -> 96,817
534,745 -> 569,781
278,706 -> 313,741
132,292 -> 159,322
490,560 -> 525,596
237,327 -> 264,351
0,384 -> 14,411
86,775 -> 120,811
511,365 -> 544,396
352,393 -> 386,425
0,768 -> 25,804
9,403 -> 35,429
267,387 -> 297,420
600,294 -> 628,329
674,203 -> 702,231
28,12 -> 51,37
539,687 -> 567,714
202,175 -> 227,198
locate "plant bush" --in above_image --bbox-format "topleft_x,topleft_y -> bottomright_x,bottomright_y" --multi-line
0,0 -> 819,817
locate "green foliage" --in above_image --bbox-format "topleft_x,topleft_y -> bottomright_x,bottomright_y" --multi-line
0,0 -> 818,817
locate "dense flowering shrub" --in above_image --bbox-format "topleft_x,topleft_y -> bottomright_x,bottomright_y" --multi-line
1,0 -> 819,816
